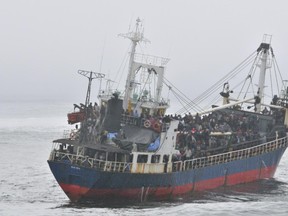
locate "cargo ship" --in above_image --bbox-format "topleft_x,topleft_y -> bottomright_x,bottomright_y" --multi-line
48,19 -> 288,202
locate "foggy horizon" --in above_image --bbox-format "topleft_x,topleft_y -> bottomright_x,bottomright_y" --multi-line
1,0 -> 288,110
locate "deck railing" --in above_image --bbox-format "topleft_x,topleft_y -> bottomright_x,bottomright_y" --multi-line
49,151 -> 131,173
176,134 -> 288,172
50,134 -> 288,173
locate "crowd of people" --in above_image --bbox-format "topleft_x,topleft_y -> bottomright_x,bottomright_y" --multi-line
120,105 -> 272,160
172,110 -> 263,160
70,97 -> 283,162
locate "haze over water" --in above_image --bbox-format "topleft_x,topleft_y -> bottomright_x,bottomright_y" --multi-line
1,1 -> 288,214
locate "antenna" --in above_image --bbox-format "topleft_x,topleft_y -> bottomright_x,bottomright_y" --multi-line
78,70 -> 105,107
118,18 -> 150,44
262,34 -> 272,44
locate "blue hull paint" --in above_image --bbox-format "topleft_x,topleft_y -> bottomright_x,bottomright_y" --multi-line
48,147 -> 286,191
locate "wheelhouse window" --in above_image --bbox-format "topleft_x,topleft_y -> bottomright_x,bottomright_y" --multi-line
137,154 -> 148,163
151,155 -> 160,163
163,154 -> 169,163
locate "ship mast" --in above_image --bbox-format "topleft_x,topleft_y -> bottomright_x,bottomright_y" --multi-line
255,34 -> 272,113
78,70 -> 105,107
119,18 -> 150,111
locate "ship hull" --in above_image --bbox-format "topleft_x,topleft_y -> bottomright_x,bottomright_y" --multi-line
48,146 -> 287,202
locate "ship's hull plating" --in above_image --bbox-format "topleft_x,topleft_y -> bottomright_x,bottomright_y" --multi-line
48,146 -> 286,202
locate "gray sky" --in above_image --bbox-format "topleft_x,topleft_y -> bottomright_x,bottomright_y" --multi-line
1,0 -> 288,108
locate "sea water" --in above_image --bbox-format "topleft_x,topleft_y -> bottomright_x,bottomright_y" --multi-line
1,101 -> 288,216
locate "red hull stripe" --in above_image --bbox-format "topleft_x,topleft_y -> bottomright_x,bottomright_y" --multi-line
59,165 -> 277,201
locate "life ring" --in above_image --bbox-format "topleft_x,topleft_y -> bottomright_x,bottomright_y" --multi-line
70,132 -> 75,139
153,122 -> 161,132
144,120 -> 151,128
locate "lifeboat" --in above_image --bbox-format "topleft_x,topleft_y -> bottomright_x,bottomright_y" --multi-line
67,111 -> 85,124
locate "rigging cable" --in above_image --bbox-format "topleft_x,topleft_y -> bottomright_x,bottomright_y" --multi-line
163,79 -> 201,113
237,52 -> 259,100
177,51 -> 257,113
270,64 -> 274,97
271,47 -> 284,96
113,46 -> 131,91
272,57 -> 282,96
170,88 -> 193,114
206,55 -> 258,108
176,51 -> 258,114
163,77 -> 204,113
